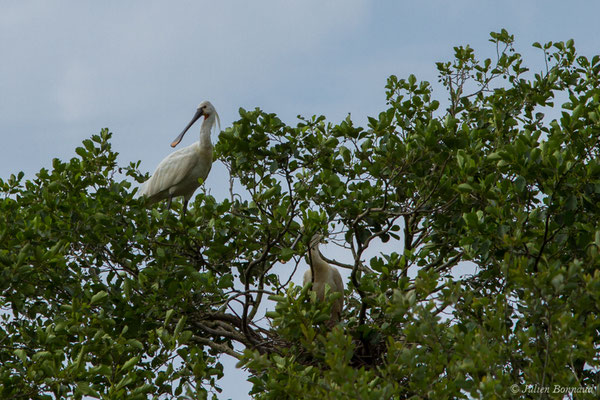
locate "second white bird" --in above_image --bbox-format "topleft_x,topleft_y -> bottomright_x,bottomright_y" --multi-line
304,233 -> 344,326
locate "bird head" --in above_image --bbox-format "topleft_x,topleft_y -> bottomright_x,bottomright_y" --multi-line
171,101 -> 220,148
309,233 -> 325,250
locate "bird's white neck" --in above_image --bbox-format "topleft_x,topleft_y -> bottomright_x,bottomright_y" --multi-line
199,114 -> 215,150
309,245 -> 329,279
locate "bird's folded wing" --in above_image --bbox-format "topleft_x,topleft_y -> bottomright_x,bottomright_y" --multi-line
139,148 -> 197,197
333,268 -> 344,294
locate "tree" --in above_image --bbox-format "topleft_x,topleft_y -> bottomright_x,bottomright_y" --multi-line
1,30 -> 599,399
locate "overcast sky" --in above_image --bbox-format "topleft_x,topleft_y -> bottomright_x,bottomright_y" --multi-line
2,1 -> 599,398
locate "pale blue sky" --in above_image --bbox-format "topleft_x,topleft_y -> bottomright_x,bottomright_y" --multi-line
1,1 -> 599,398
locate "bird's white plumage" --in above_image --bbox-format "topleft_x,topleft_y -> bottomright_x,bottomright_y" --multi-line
304,234 -> 344,325
138,141 -> 212,203
137,101 -> 218,213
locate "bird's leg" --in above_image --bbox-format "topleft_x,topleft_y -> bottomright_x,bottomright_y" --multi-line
167,195 -> 173,210
183,199 -> 188,217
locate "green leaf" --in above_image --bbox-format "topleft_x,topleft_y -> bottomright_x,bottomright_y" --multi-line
457,183 -> 474,192
565,194 -> 577,211
339,146 -> 351,163
120,356 -> 140,372
165,309 -> 175,326
14,349 -> 27,363
77,382 -> 100,397
90,290 -> 108,305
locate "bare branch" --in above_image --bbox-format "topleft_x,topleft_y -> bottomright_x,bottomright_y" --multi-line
191,336 -> 242,359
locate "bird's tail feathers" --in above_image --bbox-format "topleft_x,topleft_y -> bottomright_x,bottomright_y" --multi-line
135,181 -> 149,199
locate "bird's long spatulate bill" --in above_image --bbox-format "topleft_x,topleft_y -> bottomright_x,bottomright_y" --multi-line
171,109 -> 204,148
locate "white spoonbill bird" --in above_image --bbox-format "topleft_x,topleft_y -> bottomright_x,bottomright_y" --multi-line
137,100 -> 220,215
303,233 -> 344,326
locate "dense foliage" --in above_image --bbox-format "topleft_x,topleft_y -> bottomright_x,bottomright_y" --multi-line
1,31 -> 600,399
